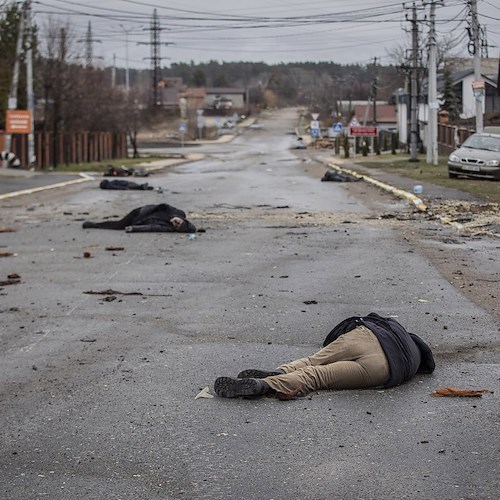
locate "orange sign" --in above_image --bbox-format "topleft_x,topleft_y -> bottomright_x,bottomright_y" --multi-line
6,110 -> 32,134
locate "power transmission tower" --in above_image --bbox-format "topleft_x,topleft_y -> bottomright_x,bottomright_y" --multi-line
138,9 -> 173,107
78,21 -> 102,67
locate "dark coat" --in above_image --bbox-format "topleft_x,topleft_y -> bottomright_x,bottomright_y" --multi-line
82,203 -> 196,233
323,313 -> 435,388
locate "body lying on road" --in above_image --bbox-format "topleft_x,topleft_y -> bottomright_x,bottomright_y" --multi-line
214,313 -> 435,399
82,203 -> 196,233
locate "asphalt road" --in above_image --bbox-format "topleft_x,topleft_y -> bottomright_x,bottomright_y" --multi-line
1,108 -> 499,500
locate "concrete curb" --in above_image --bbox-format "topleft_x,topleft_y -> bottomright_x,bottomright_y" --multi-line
0,173 -> 95,200
324,160 -> 464,231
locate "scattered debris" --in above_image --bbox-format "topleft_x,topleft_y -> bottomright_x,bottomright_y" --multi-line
0,227 -> 16,233
195,387 -> 214,399
103,165 -> 150,177
303,300 -> 318,305
0,252 -> 17,257
105,246 -> 125,251
432,387 -> 494,397
84,289 -> 171,297
0,273 -> 21,286
80,338 -> 97,343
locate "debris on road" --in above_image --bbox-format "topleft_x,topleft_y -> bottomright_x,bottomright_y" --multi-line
195,387 -> 214,399
432,387 -> 494,397
0,273 -> 21,286
0,227 -> 16,233
84,289 -> 171,297
105,246 -> 125,251
103,165 -> 150,177
0,252 -> 17,257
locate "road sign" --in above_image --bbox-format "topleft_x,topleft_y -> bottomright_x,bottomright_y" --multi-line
311,113 -> 319,120
349,126 -> 378,137
311,128 -> 320,138
310,120 -> 319,130
196,116 -> 205,128
333,122 -> 343,133
178,123 -> 187,133
6,110 -> 31,134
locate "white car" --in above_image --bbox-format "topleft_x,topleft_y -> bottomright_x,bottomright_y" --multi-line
448,132 -> 500,180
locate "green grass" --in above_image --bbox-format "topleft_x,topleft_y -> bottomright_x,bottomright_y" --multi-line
48,157 -> 166,174
355,154 -> 500,203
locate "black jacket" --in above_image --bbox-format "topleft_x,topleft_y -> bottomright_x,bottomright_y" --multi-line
82,204 -> 196,233
323,313 -> 435,388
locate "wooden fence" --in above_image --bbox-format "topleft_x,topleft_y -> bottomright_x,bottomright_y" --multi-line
0,131 -> 128,169
437,123 -> 474,155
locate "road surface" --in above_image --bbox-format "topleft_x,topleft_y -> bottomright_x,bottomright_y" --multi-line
1,108 -> 498,499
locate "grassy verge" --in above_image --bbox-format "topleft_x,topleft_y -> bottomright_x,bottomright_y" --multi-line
355,154 -> 500,203
45,157 -> 168,174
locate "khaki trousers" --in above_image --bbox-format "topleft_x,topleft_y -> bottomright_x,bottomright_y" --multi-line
264,326 -> 390,395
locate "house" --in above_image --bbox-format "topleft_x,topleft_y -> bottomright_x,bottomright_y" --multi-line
352,103 -> 398,131
157,78 -> 185,109
396,58 -> 499,146
204,88 -> 248,111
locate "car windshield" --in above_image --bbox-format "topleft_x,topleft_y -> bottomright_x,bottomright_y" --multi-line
463,134 -> 500,152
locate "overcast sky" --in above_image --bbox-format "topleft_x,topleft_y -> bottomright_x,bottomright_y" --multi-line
32,0 -> 500,69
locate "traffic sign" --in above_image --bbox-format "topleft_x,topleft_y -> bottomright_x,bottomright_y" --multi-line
311,128 -> 320,138
333,122 -> 343,133
349,126 -> 378,137
179,123 -> 187,133
6,110 -> 31,134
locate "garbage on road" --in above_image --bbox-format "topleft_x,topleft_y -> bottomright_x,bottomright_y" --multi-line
104,165 -> 150,177
432,387 -> 494,397
0,273 -> 21,286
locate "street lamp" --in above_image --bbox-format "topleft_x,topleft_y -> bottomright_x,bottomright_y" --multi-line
119,24 -> 135,92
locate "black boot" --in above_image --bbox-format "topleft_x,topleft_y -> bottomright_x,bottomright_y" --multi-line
214,377 -> 270,398
237,369 -> 284,379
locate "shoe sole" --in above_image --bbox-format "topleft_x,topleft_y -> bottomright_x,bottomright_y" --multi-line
237,369 -> 282,379
214,377 -> 261,398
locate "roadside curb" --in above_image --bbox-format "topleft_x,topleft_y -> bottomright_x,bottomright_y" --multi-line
323,160 -> 464,231
0,172 -> 95,200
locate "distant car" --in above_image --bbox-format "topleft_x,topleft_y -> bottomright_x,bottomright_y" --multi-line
448,132 -> 500,180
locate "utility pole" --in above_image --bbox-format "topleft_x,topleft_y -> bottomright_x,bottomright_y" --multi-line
112,53 -> 116,87
426,0 -> 439,166
372,57 -> 378,126
408,3 -> 421,162
469,0 -> 483,133
25,0 -> 35,166
4,5 -> 25,166
371,57 -> 379,155
119,24 -> 134,92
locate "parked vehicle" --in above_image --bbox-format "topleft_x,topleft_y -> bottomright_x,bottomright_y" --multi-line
448,132 -> 500,180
